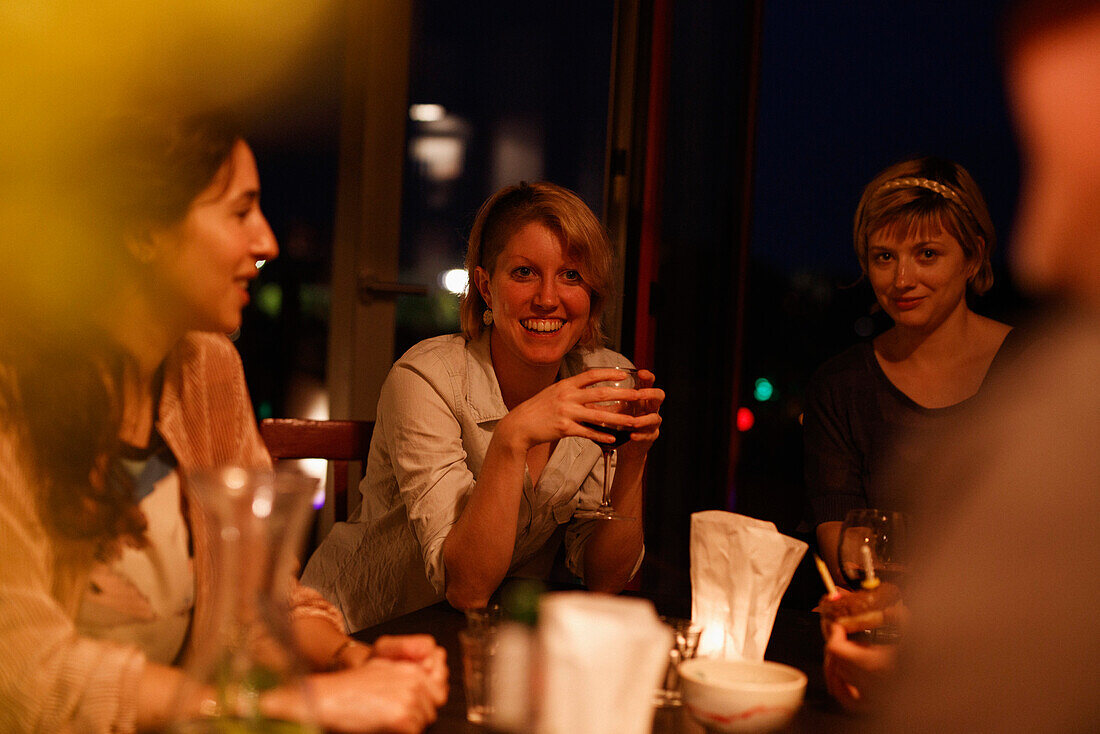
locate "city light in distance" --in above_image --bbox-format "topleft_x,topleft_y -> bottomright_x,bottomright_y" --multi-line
409,103 -> 446,122
736,407 -> 755,432
753,377 -> 774,402
440,268 -> 468,295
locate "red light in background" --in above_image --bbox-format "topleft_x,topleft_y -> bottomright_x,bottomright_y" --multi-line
736,406 -> 755,432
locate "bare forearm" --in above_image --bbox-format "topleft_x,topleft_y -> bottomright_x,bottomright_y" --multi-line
136,663 -> 310,729
134,662 -> 198,731
442,431 -> 526,609
583,457 -> 645,592
584,521 -> 643,592
293,615 -> 370,671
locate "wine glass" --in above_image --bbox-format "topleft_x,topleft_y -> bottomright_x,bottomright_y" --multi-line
837,509 -> 909,588
837,509 -> 908,642
574,367 -> 638,521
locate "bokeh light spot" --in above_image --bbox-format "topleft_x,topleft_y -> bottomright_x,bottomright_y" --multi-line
257,282 -> 282,318
736,407 -> 755,432
440,268 -> 468,296
753,377 -> 774,402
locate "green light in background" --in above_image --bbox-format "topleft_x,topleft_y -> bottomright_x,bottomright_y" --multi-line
753,377 -> 774,402
256,282 -> 282,318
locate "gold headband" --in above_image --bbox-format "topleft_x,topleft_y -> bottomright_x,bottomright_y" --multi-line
879,176 -> 963,204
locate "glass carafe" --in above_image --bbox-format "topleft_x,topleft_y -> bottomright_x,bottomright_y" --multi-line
170,466 -> 320,733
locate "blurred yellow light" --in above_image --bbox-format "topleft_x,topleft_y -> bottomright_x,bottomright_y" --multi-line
1,0 -> 337,325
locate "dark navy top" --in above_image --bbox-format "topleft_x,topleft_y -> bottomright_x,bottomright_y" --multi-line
803,328 -> 1026,526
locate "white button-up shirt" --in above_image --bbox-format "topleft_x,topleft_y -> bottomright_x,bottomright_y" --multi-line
302,331 -> 641,632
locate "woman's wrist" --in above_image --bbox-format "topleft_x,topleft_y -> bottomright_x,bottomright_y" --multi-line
258,681 -> 309,725
327,638 -> 371,671
487,414 -> 530,458
609,455 -> 646,494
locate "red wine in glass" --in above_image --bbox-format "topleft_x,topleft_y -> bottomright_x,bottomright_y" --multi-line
580,422 -> 632,450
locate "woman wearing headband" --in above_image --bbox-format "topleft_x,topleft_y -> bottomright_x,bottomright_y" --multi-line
804,157 -> 1023,711
804,156 -> 1019,589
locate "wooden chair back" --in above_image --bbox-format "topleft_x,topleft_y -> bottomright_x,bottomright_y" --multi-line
259,418 -> 374,523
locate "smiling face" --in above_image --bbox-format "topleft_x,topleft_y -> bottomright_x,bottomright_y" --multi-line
474,220 -> 592,374
148,140 -> 277,334
866,226 -> 976,332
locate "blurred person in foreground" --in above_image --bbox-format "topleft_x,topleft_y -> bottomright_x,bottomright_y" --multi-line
303,182 -> 664,631
804,156 -> 1017,589
0,112 -> 445,733
829,2 -> 1100,728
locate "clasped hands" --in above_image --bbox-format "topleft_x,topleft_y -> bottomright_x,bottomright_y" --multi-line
318,634 -> 448,734
498,367 -> 665,456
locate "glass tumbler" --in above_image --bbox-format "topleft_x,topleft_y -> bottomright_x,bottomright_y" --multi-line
654,617 -> 704,707
459,628 -> 497,724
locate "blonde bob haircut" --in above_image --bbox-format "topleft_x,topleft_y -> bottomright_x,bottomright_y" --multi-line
460,181 -> 613,349
854,156 -> 997,296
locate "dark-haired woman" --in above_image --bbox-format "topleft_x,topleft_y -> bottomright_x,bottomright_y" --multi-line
0,114 -> 445,733
303,182 -> 665,631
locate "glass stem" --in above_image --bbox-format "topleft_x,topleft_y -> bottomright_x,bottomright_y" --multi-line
601,449 -> 613,507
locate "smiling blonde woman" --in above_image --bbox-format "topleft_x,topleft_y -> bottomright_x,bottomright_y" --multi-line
303,182 -> 665,631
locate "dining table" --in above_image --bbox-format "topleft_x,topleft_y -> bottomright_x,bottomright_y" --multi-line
354,587 -> 856,733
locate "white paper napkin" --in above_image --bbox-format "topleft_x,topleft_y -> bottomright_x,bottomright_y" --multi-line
536,592 -> 672,734
690,511 -> 808,660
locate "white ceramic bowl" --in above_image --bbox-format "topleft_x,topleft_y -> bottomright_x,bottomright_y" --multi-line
679,657 -> 807,733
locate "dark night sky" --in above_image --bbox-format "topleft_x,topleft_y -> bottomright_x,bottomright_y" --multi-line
238,1 -> 1029,423
730,3 -> 1031,551
752,2 -> 1020,280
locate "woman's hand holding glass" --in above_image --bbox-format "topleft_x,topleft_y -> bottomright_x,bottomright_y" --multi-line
613,368 -> 663,460
494,367 -> 663,453
573,367 -> 663,520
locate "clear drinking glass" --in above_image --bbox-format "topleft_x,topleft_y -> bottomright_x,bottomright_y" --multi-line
463,604 -> 502,637
169,467 -> 321,733
837,509 -> 908,643
574,367 -> 639,521
837,509 -> 909,588
654,617 -> 704,707
459,628 -> 497,724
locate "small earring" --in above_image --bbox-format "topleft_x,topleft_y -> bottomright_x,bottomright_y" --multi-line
482,308 -> 494,326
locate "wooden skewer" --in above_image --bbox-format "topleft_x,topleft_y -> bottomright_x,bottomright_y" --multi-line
813,554 -> 839,598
